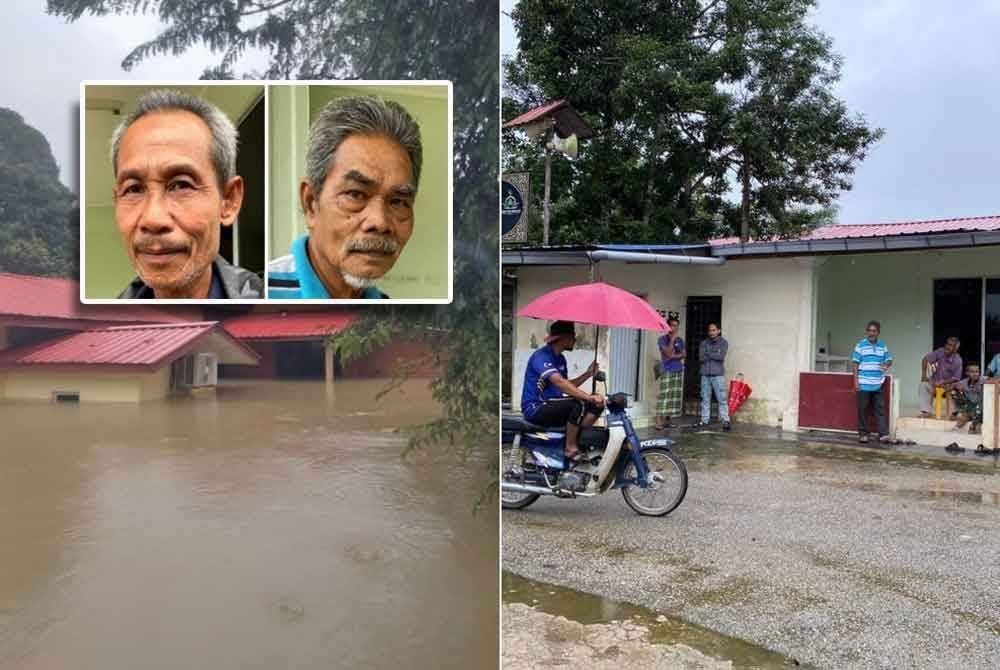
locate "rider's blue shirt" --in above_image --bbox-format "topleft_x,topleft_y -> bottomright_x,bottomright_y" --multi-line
521,344 -> 568,420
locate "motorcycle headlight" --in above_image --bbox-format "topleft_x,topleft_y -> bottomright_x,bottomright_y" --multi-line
607,393 -> 629,412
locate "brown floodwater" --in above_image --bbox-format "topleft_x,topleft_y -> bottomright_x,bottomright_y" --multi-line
0,379 -> 498,669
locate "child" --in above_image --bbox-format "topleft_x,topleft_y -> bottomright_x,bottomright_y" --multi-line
951,364 -> 984,433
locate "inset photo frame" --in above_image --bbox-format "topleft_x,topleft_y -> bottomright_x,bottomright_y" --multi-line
80,80 -> 453,304
266,82 -> 452,302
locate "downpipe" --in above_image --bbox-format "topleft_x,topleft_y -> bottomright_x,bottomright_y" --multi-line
501,481 -> 597,498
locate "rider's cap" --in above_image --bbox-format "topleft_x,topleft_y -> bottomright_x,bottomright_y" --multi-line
545,320 -> 576,343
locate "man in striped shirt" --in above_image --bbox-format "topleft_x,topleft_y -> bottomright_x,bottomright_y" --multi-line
852,320 -> 893,444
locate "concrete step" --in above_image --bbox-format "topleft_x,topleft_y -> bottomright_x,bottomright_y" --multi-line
895,416 -> 984,449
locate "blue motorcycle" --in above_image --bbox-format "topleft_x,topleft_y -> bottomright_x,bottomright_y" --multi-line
501,392 -> 688,516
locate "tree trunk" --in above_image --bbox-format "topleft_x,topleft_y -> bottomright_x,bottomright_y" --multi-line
642,120 -> 664,229
740,153 -> 751,243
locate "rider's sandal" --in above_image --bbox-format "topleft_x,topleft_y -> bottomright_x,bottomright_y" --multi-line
564,450 -> 586,464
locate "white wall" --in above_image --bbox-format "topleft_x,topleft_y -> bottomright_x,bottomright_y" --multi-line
511,257 -> 816,429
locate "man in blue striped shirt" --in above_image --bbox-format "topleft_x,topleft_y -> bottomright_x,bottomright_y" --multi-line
852,320 -> 893,443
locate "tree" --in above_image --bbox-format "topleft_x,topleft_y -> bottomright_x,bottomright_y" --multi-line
502,0 -> 882,245
0,109 -> 77,277
48,0 -> 499,488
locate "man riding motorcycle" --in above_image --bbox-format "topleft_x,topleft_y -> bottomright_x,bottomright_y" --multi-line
520,320 -> 604,462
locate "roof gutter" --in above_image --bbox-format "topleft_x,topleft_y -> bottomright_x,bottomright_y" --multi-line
587,250 -> 725,265
711,230 -> 1000,257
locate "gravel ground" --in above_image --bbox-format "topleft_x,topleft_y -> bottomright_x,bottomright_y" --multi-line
502,603 -> 733,669
503,432 -> 1000,669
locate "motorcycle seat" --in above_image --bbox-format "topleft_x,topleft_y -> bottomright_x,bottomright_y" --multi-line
501,413 -> 565,434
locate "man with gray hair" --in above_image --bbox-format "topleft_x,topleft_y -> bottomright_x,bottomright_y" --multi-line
267,95 -> 422,299
112,89 -> 262,299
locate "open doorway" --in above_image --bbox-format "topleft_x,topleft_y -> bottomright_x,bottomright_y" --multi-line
684,296 -> 722,411
933,278 -> 982,369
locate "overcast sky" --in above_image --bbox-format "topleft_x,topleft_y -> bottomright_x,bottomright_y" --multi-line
501,1 -> 1000,226
1,2 -> 266,191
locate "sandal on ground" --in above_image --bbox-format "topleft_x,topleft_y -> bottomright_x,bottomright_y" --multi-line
945,442 -> 964,453
858,434 -> 869,444
974,444 -> 988,455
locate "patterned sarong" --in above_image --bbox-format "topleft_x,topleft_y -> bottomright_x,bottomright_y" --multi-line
656,370 -> 683,417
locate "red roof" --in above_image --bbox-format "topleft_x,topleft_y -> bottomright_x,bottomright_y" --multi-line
0,273 -> 195,324
504,99 -> 568,128
0,322 -> 255,368
222,311 -> 358,340
710,215 -> 1000,246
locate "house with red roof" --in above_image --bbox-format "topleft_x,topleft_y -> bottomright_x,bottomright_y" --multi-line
0,273 -> 259,402
0,273 -> 437,403
502,215 -> 999,449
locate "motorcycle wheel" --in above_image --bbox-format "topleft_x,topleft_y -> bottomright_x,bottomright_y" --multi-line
501,441 -> 540,510
621,447 -> 688,517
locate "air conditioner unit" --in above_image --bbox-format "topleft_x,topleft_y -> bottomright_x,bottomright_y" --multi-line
192,353 -> 218,387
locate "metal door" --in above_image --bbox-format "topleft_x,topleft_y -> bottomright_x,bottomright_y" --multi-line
609,327 -> 641,399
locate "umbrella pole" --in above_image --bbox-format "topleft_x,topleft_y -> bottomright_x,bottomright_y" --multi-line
591,324 -> 600,394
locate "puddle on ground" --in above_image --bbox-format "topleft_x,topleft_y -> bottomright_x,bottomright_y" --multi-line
503,572 -> 807,669
675,432 -> 1000,477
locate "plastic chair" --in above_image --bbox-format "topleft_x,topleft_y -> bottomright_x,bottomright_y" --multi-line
933,386 -> 951,419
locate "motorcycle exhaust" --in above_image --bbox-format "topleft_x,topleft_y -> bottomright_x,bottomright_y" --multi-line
501,482 -> 596,498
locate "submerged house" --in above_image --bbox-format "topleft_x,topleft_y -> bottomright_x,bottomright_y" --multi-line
0,273 -> 258,402
0,273 -> 436,403
503,215 -> 999,449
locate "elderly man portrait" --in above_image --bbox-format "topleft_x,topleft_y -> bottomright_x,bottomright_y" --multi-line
267,95 -> 422,299
112,89 -> 263,299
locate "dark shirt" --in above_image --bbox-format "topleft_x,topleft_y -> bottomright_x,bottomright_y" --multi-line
132,268 -> 225,299
118,255 -> 262,299
699,336 -> 728,377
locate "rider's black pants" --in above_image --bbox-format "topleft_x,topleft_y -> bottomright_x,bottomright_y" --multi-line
528,397 -> 602,427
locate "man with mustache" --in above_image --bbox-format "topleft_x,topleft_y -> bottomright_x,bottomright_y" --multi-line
267,95 -> 421,299
113,90 -> 263,299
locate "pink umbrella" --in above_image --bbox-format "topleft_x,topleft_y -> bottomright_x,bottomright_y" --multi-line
518,282 -> 670,392
517,282 -> 669,332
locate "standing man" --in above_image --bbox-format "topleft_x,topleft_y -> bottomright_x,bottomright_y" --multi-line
520,321 -> 603,462
112,89 -> 262,299
919,336 -> 962,416
655,315 -> 685,430
852,320 -> 893,444
698,323 -> 730,430
268,95 -> 422,299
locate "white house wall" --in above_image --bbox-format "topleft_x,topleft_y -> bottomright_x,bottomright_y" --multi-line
815,246 -> 999,413
512,257 -> 816,430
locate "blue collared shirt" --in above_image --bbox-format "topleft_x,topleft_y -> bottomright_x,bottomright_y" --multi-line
267,235 -> 388,299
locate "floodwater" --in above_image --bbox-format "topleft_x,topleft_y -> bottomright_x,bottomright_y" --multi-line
503,573 -> 806,669
0,379 -> 498,670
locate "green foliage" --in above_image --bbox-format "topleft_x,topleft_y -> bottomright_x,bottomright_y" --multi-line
503,0 -> 883,244
0,109 -> 77,277
47,1 -> 499,480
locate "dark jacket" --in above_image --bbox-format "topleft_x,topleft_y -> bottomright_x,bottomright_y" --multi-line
699,336 -> 728,377
118,255 -> 262,299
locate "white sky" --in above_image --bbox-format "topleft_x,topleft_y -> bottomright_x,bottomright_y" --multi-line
1,2 -> 268,191
501,0 -> 1000,226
